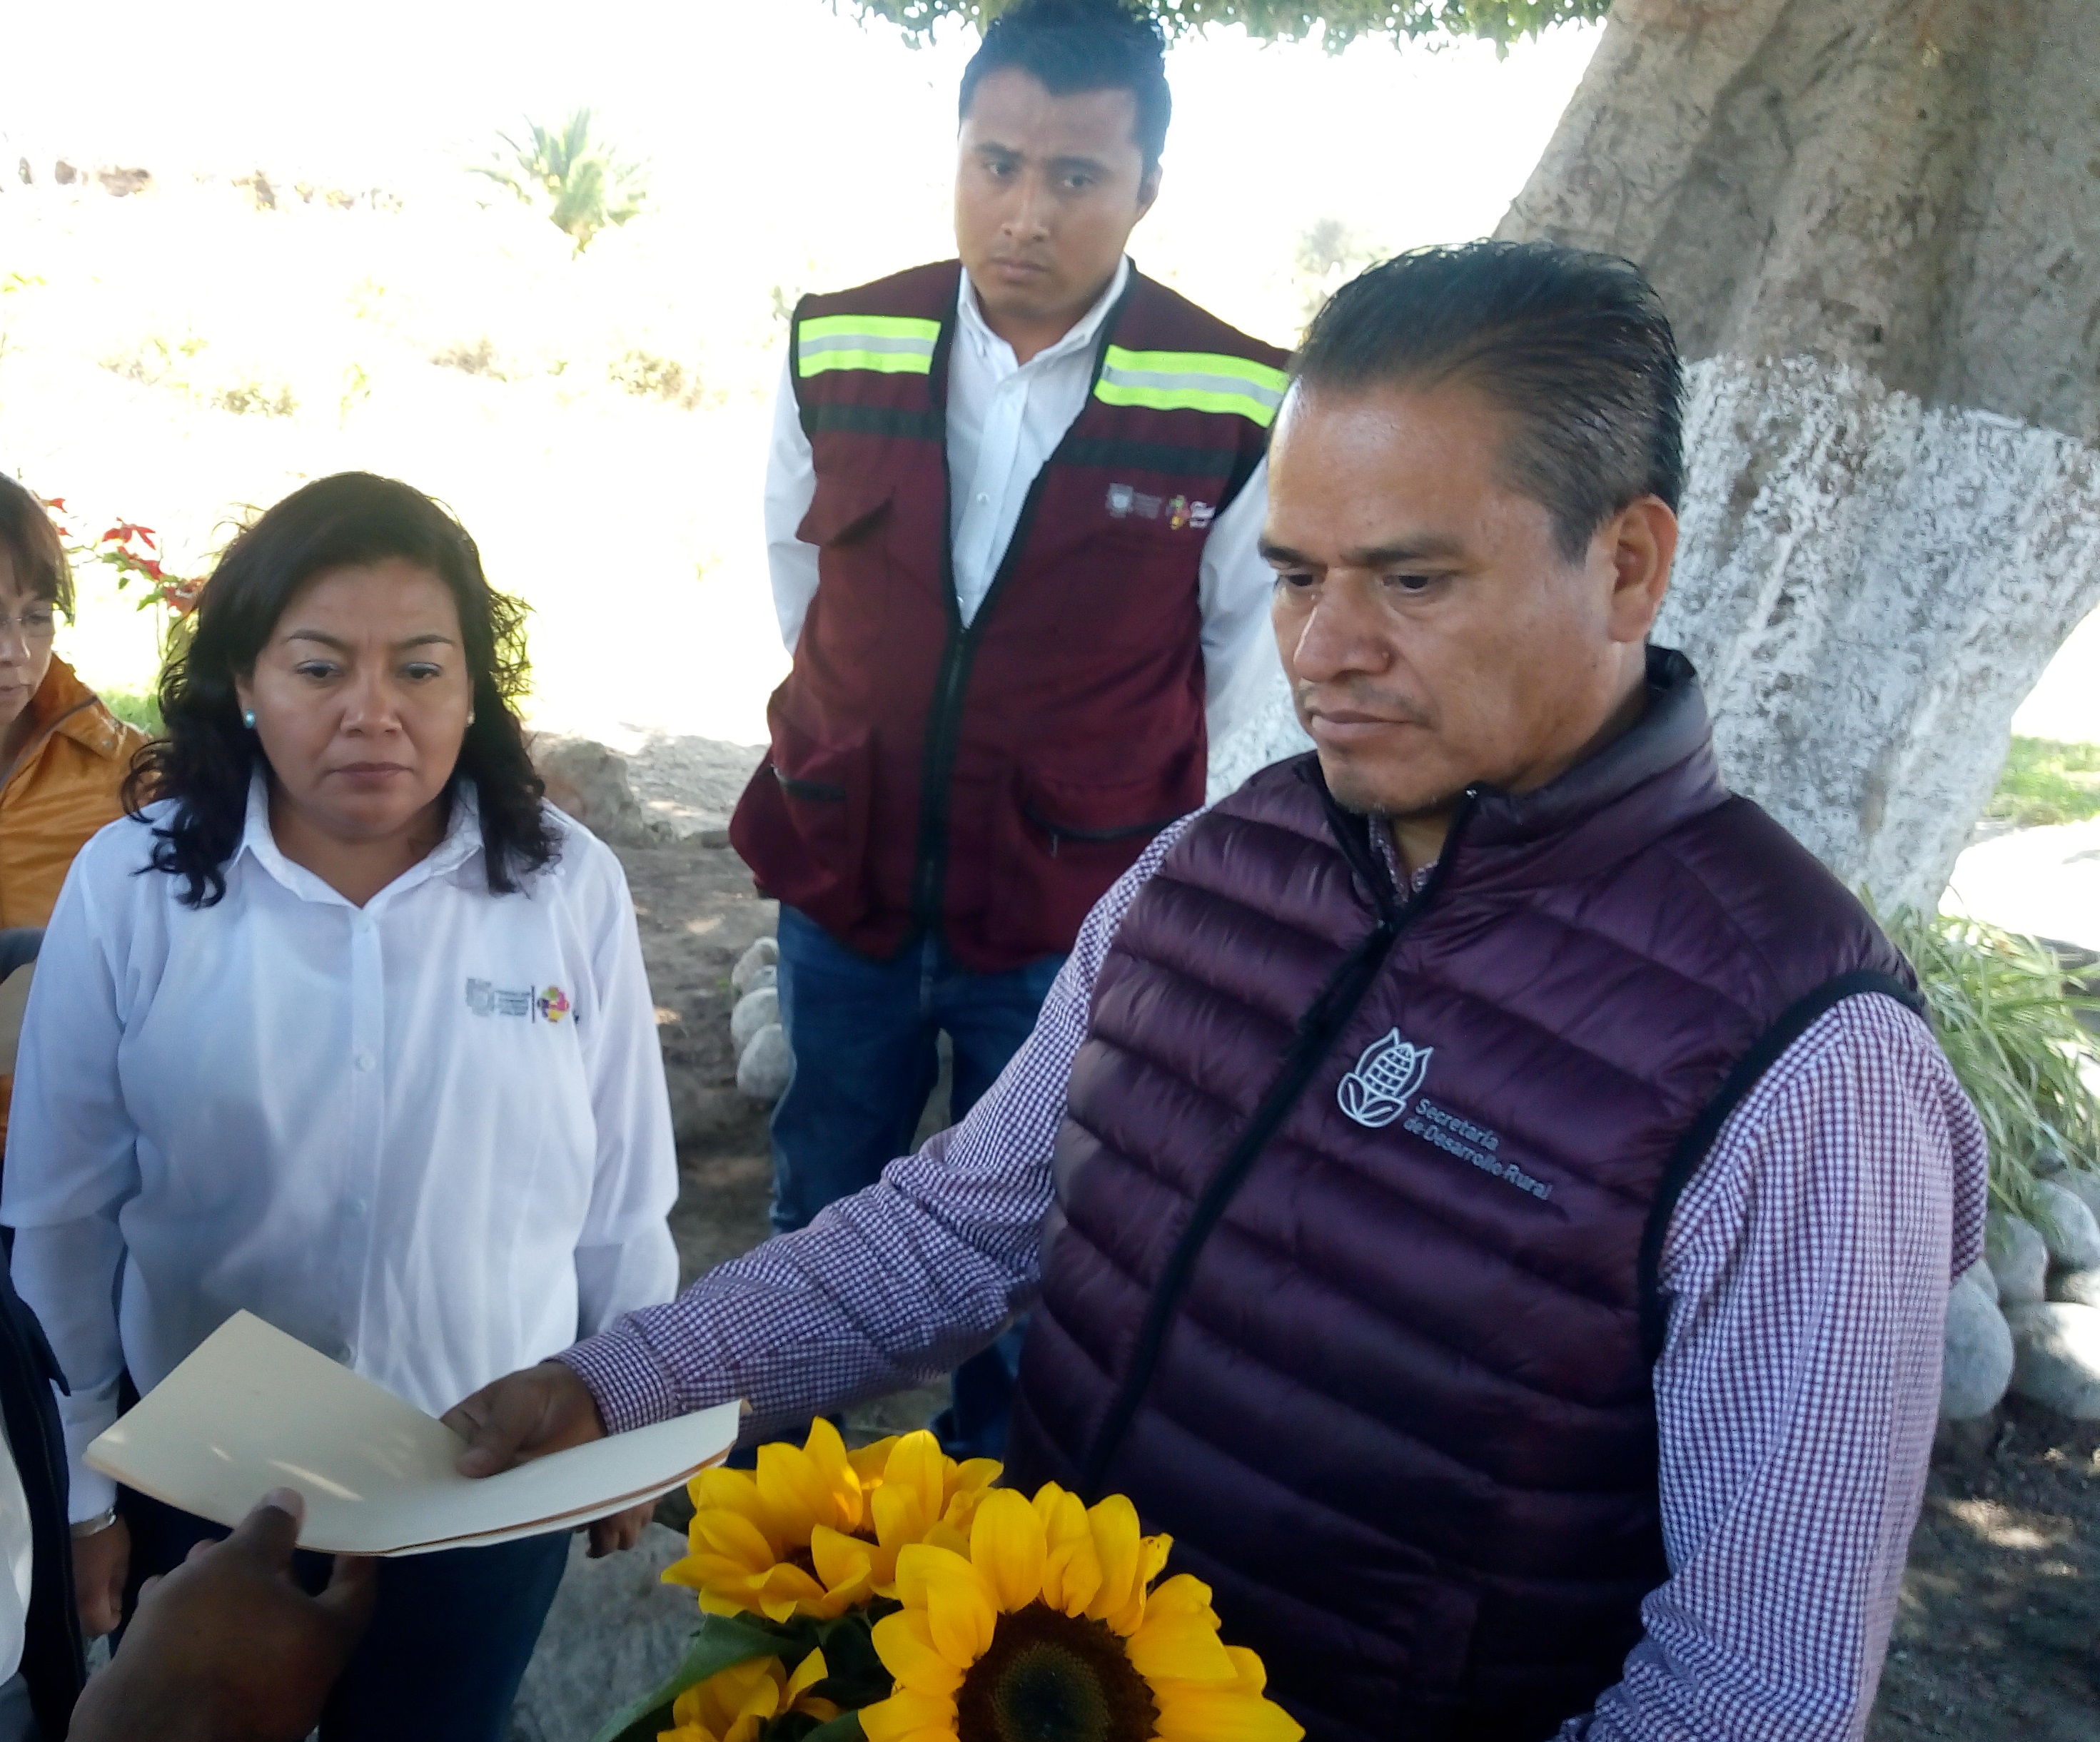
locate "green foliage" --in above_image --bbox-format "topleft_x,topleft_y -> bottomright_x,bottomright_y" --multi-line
473,110 -> 647,253
97,684 -> 163,735
590,1606 -> 894,1742
851,0 -> 1612,51
1879,906 -> 2100,1220
1986,735 -> 2100,830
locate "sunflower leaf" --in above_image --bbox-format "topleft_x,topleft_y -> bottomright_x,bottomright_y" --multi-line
587,1612 -> 798,1742
792,1712 -> 868,1742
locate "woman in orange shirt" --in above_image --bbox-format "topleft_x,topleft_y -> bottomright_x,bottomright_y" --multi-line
0,478 -> 147,1143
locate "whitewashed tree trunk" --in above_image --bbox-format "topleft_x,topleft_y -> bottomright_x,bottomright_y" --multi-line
1213,0 -> 2100,908
1496,0 -> 2100,908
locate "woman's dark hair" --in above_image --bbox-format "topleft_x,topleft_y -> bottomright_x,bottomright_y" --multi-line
0,475 -> 74,617
127,472 -> 558,906
960,0 -> 1171,172
1294,240 -> 1686,561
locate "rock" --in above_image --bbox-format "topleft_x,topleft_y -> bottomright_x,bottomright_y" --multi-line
731,937 -> 779,995
2056,1169 -> 2100,1225
730,987 -> 779,1051
736,1023 -> 792,1102
507,1524 -> 697,1742
2049,1268 -> 2100,1309
1961,1256 -> 1999,1305
534,736 -> 667,849
2007,1302 -> 2100,1419
621,735 -> 766,845
1987,1212 -> 2049,1305
2033,1178 -> 2100,1270
1941,1275 -> 2014,1419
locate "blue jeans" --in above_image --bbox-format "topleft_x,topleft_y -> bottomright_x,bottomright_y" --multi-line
770,906 -> 1064,1232
771,908 -> 1064,1458
122,1488 -> 570,1742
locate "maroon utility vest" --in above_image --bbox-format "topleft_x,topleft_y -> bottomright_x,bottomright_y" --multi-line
1007,651 -> 1921,1742
730,260 -> 1288,971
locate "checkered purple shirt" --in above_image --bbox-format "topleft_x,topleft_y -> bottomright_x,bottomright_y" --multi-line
562,817 -> 1988,1742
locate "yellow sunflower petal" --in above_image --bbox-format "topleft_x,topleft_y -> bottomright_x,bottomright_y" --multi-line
1152,1681 -> 1306,1742
872,1609 -> 966,1698
848,1434 -> 900,1488
1104,1529 -> 1176,1635
688,1507 -> 777,1571
872,1477 -> 929,1550
802,1417 -> 866,1533
969,1487 -> 1048,1613
1082,1494 -> 1144,1624
1223,1644 -> 1270,1694
809,1525 -> 877,1607
895,1542 -> 999,1667
858,1688 -> 960,1742
755,1440 -> 837,1544
882,1430 -> 950,1528
784,1648 -> 829,1703
1032,1484 -> 1101,1617
1127,1576 -> 1236,1683
690,1469 -> 780,1555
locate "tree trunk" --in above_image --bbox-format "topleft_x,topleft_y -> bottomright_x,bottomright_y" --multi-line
1495,0 -> 2100,908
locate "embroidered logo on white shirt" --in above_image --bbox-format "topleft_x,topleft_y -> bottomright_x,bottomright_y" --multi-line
466,978 -> 569,1022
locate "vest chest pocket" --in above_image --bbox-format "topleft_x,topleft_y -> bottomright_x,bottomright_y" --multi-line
795,475 -> 894,548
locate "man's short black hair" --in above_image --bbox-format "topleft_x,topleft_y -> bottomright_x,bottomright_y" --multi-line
959,0 -> 1171,173
1293,240 -> 1686,561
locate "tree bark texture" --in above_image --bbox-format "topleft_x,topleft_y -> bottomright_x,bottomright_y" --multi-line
1496,0 -> 2100,907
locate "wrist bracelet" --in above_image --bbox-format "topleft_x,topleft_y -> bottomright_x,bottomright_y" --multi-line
69,1508 -> 118,1539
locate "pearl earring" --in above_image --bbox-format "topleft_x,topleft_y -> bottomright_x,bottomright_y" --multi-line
241,709 -> 256,730
466,709 -> 476,727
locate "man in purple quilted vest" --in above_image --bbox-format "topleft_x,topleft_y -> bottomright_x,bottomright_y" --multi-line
454,243 -> 1988,1742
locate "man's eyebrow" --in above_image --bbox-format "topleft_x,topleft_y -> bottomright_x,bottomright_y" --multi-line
1046,152 -> 1110,176
1257,534 -> 1469,568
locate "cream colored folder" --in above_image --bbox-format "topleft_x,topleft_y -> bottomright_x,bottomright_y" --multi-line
86,1311 -> 737,1556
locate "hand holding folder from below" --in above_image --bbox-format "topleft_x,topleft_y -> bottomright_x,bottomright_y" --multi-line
84,1312 -> 737,1556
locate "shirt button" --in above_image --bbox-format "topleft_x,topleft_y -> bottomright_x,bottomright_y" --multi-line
976,493 -> 989,505
347,1199 -> 366,1217
354,1053 -> 375,1072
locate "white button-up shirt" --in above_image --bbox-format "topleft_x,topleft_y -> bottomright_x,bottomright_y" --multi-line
1,781 -> 679,1518
763,258 -> 1281,742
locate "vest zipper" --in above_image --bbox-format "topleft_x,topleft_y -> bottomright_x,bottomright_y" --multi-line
909,273 -> 1141,939
1076,788 -> 1480,1497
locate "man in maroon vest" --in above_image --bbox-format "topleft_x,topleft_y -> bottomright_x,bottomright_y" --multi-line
454,243 -> 1987,1742
737,0 -> 1286,1453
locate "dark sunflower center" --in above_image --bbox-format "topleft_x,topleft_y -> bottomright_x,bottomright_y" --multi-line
956,1604 -> 1158,1742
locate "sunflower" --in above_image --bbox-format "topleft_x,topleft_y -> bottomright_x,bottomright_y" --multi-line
657,1648 -> 836,1742
663,1419 -> 1001,1623
859,1484 -> 1303,1742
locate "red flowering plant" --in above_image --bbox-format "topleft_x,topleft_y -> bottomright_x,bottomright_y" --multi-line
38,497 -> 206,617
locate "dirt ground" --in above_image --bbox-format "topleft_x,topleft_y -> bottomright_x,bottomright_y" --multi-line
615,835 -> 2099,1732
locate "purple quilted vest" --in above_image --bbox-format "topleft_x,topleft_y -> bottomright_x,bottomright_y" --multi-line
1006,650 -> 1917,1742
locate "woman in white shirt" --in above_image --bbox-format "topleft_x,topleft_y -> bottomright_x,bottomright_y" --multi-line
1,472 -> 678,1741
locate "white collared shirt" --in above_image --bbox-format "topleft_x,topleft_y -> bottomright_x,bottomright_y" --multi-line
763,258 -> 1281,742
1,780 -> 679,1518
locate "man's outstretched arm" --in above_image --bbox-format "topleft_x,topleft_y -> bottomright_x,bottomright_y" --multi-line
445,819 -> 1197,1471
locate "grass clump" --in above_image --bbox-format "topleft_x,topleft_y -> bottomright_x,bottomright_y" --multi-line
1882,906 -> 2100,1220
1987,735 -> 2100,829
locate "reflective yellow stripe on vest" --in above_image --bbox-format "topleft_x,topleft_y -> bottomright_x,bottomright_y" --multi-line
797,314 -> 942,378
1094,346 -> 1288,427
